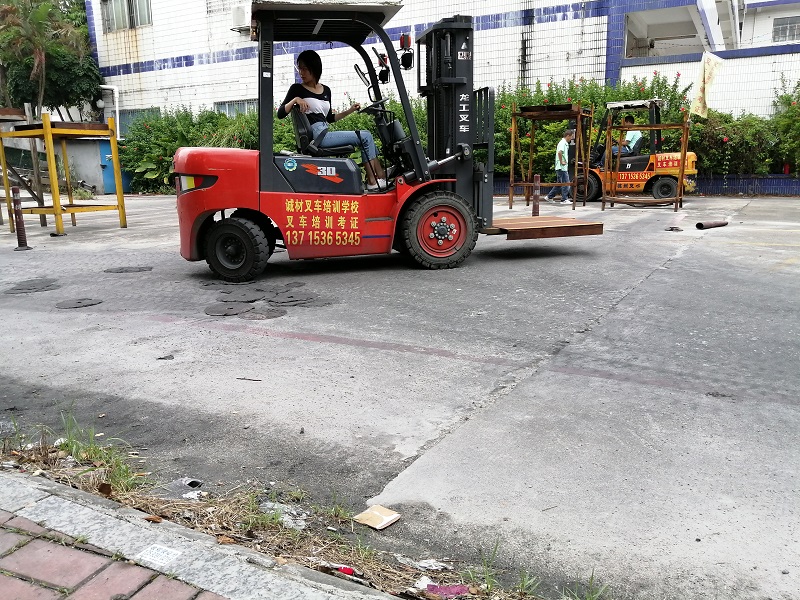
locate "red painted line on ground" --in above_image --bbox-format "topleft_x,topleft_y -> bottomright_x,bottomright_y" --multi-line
149,315 -> 527,367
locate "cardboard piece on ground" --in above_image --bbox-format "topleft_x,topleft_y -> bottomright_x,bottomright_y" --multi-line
353,505 -> 401,530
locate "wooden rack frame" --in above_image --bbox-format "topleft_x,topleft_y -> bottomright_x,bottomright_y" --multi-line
508,103 -> 594,211
1,113 -> 127,235
600,112 -> 690,212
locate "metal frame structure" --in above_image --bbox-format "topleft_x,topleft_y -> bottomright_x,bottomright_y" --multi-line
600,110 -> 691,212
507,103 -> 594,212
0,114 -> 127,235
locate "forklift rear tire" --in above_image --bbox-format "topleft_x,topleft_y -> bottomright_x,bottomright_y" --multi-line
652,177 -> 678,200
205,217 -> 270,282
401,192 -> 477,269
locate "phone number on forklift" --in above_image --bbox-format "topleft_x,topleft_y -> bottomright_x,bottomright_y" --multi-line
285,230 -> 361,246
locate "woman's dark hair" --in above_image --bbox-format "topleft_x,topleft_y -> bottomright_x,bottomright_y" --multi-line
297,50 -> 322,83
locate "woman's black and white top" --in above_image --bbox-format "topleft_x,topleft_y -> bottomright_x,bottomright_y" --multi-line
277,83 -> 335,125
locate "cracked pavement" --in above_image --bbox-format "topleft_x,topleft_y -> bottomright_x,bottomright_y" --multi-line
1,194 -> 798,599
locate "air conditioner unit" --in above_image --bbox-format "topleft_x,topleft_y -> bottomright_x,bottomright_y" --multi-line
231,4 -> 250,30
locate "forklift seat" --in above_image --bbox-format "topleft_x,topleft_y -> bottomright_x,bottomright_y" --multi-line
629,135 -> 645,156
290,106 -> 355,157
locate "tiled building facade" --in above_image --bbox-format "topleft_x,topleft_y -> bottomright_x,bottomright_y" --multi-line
85,0 -> 800,129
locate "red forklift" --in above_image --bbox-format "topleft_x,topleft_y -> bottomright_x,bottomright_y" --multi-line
174,1 -> 603,281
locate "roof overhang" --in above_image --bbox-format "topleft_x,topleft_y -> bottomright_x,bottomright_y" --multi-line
251,0 -> 402,45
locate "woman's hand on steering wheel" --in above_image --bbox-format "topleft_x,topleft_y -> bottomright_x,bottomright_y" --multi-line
357,98 -> 388,114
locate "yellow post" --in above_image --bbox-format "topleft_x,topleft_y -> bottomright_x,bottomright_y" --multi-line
107,117 -> 127,228
0,138 -> 14,232
42,113 -> 65,234
60,137 -> 77,226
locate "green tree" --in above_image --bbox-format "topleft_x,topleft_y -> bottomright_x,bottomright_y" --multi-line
7,45 -> 102,119
0,0 -> 86,118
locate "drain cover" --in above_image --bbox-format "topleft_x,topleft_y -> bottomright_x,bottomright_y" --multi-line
56,298 -> 103,309
5,278 -> 60,294
238,308 -> 288,320
218,290 -> 265,303
204,302 -> 254,316
104,266 -> 153,273
268,291 -> 319,306
200,280 -> 254,289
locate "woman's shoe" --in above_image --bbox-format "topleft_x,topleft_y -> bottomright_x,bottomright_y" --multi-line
366,178 -> 387,191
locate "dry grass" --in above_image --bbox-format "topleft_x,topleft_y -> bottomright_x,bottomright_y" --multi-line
1,419 -> 573,599
0,437 -> 468,597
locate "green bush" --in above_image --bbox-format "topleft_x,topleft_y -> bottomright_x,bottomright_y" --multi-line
118,73 -> 794,193
494,72 -> 692,177
773,75 -> 800,175
688,110 -> 777,177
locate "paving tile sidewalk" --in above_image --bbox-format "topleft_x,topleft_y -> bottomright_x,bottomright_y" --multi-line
0,472 -> 390,600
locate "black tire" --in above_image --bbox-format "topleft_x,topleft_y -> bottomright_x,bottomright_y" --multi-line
231,209 -> 277,257
652,177 -> 678,200
205,217 -> 270,282
401,192 -> 478,269
581,172 -> 601,202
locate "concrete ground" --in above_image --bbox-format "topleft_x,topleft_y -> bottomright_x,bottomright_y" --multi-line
0,193 -> 797,599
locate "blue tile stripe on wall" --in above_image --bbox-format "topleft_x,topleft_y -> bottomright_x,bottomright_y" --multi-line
604,0 -> 696,84
84,0 -> 100,64
90,2 -> 609,79
87,1 -> 800,88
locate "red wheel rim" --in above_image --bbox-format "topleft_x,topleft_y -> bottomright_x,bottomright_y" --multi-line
416,205 -> 468,257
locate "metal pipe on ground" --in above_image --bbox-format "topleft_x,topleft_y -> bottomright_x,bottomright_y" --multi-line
11,186 -> 32,250
696,221 -> 729,230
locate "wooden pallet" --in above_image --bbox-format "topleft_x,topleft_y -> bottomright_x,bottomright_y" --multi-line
480,216 -> 603,240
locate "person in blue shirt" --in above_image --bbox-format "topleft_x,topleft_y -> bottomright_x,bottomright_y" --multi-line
277,50 -> 387,191
595,115 -> 642,167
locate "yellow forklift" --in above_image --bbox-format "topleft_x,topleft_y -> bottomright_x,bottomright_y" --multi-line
580,99 -> 697,208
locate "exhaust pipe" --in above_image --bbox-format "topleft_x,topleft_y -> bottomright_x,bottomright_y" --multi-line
696,221 -> 728,230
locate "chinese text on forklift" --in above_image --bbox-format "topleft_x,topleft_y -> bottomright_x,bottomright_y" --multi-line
174,0 -> 603,282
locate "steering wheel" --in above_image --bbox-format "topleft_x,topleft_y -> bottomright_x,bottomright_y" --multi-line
358,98 -> 388,114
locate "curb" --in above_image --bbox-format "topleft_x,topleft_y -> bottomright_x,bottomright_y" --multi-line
0,471 -> 392,600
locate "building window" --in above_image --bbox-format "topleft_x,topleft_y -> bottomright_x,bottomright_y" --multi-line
101,0 -> 152,33
773,16 -> 800,43
118,108 -> 160,136
215,100 -> 258,117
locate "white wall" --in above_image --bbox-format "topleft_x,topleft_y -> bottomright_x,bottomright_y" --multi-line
90,0 -> 612,116
743,4 -> 800,48
621,49 -> 800,116
88,0 -> 798,120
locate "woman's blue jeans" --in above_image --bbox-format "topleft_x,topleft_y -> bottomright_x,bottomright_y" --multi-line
310,122 -> 377,162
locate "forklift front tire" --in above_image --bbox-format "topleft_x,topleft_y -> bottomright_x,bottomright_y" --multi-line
652,177 -> 678,200
401,191 -> 478,269
205,217 -> 270,282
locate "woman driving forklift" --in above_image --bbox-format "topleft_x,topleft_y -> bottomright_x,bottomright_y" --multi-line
276,50 -> 387,191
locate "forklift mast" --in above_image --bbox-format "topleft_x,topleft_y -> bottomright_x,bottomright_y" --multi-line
418,16 -> 495,227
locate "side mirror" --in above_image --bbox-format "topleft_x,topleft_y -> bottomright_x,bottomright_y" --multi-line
372,47 -> 390,84
399,33 -> 414,70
